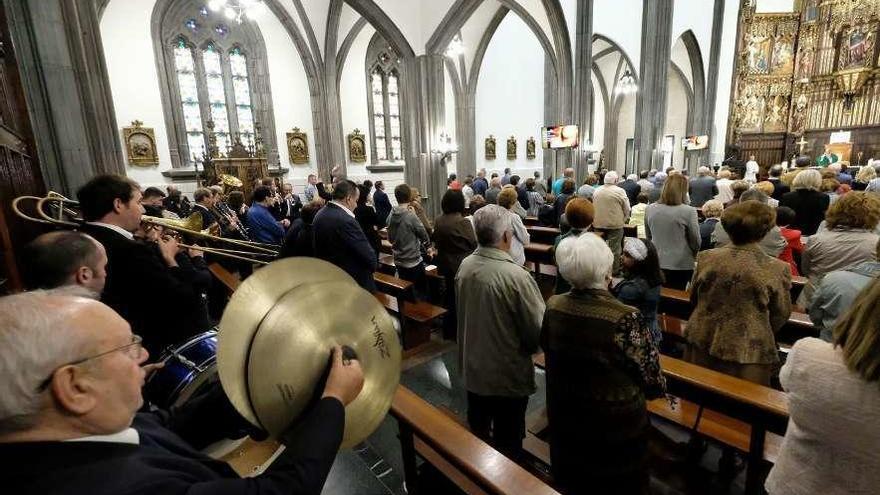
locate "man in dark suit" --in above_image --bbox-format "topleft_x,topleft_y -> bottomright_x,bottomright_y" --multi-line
313,180 -> 378,291
619,174 -> 642,207
191,187 -> 218,231
688,166 -> 719,207
77,175 -> 211,356
373,180 -> 393,227
767,164 -> 790,201
0,291 -> 364,495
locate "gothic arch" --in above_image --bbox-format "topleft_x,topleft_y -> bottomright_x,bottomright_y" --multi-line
676,29 -> 706,133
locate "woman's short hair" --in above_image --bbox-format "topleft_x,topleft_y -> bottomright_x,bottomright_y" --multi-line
755,181 -> 775,196
721,201 -> 775,245
856,165 -> 877,183
792,169 -> 822,191
441,189 -> 466,215
562,178 -> 576,194
227,190 -> 245,210
821,178 -> 841,193
775,206 -> 796,227
659,174 -> 689,205
497,187 -> 518,209
832,277 -> 880,384
556,233 -> 613,290
730,180 -> 750,199
564,198 -> 595,229
825,191 -> 880,230
702,199 -> 724,218
525,178 -> 535,191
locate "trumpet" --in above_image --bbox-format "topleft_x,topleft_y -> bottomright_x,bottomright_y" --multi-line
11,192 -> 277,265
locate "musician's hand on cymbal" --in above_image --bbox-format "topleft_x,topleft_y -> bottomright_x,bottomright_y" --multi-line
158,235 -> 179,266
322,345 -> 364,406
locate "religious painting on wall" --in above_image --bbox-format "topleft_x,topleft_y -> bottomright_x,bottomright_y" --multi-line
839,27 -> 875,69
348,129 -> 366,163
506,136 -> 517,160
123,120 -> 159,166
771,40 -> 795,74
803,1 -> 819,23
526,137 -> 536,159
746,34 -> 772,74
485,135 -> 496,159
286,127 -> 309,164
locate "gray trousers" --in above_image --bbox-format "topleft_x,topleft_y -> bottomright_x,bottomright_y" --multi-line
596,227 -> 624,275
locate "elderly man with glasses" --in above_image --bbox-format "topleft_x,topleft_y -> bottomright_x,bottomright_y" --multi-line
0,289 -> 364,495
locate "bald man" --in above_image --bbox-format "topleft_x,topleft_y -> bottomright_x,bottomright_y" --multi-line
0,290 -> 364,495
20,231 -> 108,294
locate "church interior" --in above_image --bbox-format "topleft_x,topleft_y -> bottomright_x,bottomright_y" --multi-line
1,0 -> 879,494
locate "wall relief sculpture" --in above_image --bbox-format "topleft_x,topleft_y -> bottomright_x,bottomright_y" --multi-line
348,129 -> 367,163
526,137 -> 536,159
286,127 -> 309,165
485,135 -> 496,159
506,136 -> 517,160
123,120 -> 159,166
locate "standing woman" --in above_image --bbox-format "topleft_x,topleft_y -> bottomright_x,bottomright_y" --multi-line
780,169 -> 829,236
645,174 -> 701,290
542,233 -> 665,494
497,187 -> 531,266
433,189 -> 478,340
612,238 -> 664,346
765,278 -> 880,495
354,184 -> 381,259
685,201 -> 792,385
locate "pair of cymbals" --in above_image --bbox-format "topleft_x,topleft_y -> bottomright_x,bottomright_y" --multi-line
217,258 -> 401,448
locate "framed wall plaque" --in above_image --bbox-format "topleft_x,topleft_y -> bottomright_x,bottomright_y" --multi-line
348,129 -> 367,163
286,127 -> 309,164
485,135 -> 496,159
123,120 -> 159,166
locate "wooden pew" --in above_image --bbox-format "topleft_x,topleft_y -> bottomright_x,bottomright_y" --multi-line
523,216 -> 540,226
526,225 -> 561,244
208,262 -> 241,293
524,243 -> 554,273
391,386 -> 560,495
532,353 -> 789,495
374,272 -> 414,300
658,287 -> 818,343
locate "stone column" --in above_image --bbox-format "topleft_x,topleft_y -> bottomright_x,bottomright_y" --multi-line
702,0 -> 726,168
403,54 -> 446,219
6,0 -> 124,195
634,0 -> 674,171
572,0 -> 594,181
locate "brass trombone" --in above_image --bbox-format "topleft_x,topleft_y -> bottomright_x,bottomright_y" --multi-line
12,193 -> 278,265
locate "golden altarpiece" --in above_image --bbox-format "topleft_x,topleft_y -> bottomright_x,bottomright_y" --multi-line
728,0 -> 880,166
200,120 -> 269,199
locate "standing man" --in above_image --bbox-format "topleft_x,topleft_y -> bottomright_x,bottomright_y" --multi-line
373,181 -> 393,227
510,176 -> 530,211
501,167 -> 512,186
745,154 -> 760,184
246,186 -> 289,245
472,169 -> 489,197
279,182 -> 302,223
485,177 -> 502,204
456,205 -> 545,460
689,166 -> 719,208
553,168 -> 575,196
591,171 -> 630,274
313,180 -> 378,291
304,174 -> 319,202
619,173 -> 642,207
533,171 -> 547,195
715,169 -> 735,203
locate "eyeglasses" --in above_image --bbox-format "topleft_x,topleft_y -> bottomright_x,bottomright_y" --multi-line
36,334 -> 144,392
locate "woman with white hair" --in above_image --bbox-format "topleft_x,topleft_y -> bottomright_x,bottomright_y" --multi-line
780,169 -> 829,236
541,232 -> 665,494
852,165 -> 876,191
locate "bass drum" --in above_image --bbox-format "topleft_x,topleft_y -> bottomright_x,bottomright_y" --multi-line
144,330 -> 219,410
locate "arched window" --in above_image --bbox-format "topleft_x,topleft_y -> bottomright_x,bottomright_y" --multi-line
366,33 -> 404,164
154,1 -> 276,168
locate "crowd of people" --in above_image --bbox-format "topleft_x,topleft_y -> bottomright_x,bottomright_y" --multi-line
2,155 -> 879,494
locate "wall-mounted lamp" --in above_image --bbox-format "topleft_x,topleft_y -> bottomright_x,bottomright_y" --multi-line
615,68 -> 638,95
445,35 -> 464,58
431,131 -> 458,161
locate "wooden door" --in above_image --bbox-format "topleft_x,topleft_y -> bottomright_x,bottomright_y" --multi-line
0,3 -> 46,293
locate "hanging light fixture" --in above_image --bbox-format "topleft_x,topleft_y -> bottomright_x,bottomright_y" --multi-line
445,35 -> 465,58
615,68 -> 638,95
207,0 -> 265,24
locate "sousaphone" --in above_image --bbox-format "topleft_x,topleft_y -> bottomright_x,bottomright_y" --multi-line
217,258 -> 401,449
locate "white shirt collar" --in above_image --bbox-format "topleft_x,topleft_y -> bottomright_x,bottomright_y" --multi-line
87,222 -> 134,240
65,427 -> 139,445
330,201 -> 355,218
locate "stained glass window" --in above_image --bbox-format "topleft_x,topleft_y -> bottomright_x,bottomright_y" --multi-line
230,48 -> 255,143
202,44 -> 229,152
173,39 -> 205,160
387,72 -> 402,160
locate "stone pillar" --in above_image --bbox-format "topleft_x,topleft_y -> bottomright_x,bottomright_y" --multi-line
634,0 -> 674,171
702,0 -> 726,168
572,0 -> 594,181
403,54 -> 446,219
543,57 -> 558,180
6,0 -> 124,195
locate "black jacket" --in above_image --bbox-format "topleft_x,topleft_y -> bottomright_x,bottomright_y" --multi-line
373,189 -> 392,227
768,178 -> 790,201
312,202 -> 378,291
0,398 -> 344,495
279,219 -> 315,258
191,204 -> 217,230
620,179 -> 642,207
80,224 -> 212,356
779,189 -> 830,236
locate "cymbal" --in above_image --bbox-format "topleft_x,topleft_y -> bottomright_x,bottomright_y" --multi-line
247,280 -> 400,448
217,257 -> 401,448
217,258 -> 354,427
